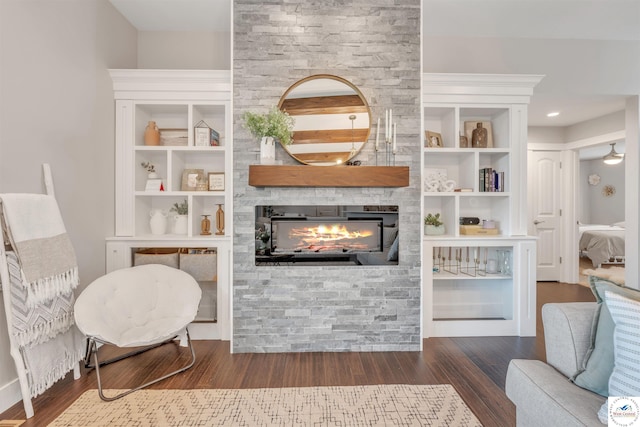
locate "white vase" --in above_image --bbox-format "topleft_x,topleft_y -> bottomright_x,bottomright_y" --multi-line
260,136 -> 276,164
149,209 -> 167,235
172,214 -> 188,235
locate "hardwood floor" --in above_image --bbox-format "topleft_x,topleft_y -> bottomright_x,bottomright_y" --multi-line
0,281 -> 594,426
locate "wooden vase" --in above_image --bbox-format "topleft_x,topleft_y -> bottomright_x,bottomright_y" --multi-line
215,205 -> 225,235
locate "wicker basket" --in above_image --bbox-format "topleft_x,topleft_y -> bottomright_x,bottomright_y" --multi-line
133,248 -> 180,269
179,251 -> 217,281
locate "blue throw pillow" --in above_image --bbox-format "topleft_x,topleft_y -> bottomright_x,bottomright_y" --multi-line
572,276 -> 640,396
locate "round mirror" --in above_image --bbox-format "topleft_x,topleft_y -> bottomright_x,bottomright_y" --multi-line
278,75 -> 371,165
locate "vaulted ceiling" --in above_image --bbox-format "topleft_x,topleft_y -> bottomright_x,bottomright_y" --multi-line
109,0 -> 638,132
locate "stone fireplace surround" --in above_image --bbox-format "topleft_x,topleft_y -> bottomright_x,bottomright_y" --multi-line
233,0 -> 421,353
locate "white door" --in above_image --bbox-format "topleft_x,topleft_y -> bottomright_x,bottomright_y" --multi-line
528,151 -> 563,281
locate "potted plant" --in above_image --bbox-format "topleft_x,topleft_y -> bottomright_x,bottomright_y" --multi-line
242,106 -> 295,164
424,213 -> 445,235
170,200 -> 188,235
140,161 -> 157,178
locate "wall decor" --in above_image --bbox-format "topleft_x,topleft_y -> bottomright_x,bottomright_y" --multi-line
588,174 -> 601,186
278,74 -> 372,166
602,184 -> 616,197
425,131 -> 443,148
208,172 -> 225,191
181,169 -> 205,191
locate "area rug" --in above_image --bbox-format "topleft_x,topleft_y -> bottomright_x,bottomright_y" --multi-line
582,266 -> 625,285
48,384 -> 482,426
578,257 -> 625,288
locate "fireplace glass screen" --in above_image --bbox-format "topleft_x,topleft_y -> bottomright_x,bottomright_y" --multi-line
272,218 -> 382,254
255,205 -> 398,266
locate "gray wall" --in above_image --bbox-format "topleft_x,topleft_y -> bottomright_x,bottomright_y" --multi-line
580,159 -> 625,225
233,0 -> 422,352
0,0 -> 136,405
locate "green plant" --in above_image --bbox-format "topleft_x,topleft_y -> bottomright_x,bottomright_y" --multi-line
424,213 -> 443,227
255,227 -> 270,243
170,200 -> 188,215
242,106 -> 295,145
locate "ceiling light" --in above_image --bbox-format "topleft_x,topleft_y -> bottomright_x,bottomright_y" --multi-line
603,143 -> 624,165
546,112 -> 560,117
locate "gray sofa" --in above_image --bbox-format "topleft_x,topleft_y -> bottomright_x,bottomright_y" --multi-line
506,302 -> 606,427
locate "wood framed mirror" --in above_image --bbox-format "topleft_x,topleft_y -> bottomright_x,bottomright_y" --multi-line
278,75 -> 372,165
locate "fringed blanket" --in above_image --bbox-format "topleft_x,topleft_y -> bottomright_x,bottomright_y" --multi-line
0,194 -> 78,307
6,251 -> 85,397
6,251 -> 77,346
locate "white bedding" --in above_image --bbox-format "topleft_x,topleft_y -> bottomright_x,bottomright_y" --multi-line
579,224 -> 625,267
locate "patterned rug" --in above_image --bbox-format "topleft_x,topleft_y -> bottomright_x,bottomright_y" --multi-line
48,384 -> 482,426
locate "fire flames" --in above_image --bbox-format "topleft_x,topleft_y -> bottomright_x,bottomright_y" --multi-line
288,223 -> 374,251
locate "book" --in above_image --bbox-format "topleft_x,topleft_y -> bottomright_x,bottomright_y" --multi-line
460,225 -> 499,235
210,128 -> 220,146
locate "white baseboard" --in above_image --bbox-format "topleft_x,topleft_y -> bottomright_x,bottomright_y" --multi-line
0,378 -> 22,415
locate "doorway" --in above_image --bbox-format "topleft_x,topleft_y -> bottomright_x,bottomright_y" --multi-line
528,151 -> 564,281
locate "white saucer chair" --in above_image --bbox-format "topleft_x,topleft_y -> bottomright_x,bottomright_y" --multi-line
74,263 -> 202,401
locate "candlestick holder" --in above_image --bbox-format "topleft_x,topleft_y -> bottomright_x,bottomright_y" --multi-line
378,110 -> 397,166
443,246 -> 460,275
460,246 -> 479,277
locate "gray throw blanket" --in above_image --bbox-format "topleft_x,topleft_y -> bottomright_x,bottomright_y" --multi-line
0,194 -> 78,306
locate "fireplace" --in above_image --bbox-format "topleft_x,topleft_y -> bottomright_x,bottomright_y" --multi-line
255,205 -> 398,266
272,217 -> 383,254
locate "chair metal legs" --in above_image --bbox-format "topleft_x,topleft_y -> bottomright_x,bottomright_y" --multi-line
86,328 -> 196,402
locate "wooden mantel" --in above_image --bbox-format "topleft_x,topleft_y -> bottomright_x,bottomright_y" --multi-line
248,165 -> 410,187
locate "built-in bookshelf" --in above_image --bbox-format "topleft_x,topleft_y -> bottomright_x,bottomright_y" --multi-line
106,70 -> 233,340
421,73 -> 543,337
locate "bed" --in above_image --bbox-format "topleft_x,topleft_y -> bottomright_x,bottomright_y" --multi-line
579,223 -> 625,267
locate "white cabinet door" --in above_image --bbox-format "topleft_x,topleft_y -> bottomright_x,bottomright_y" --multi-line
528,151 -> 563,281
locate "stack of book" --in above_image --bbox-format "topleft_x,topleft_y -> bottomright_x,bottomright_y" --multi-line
459,225 -> 499,235
160,129 -> 188,146
479,168 -> 504,192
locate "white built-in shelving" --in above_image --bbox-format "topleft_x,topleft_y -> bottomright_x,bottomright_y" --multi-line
422,73 -> 543,338
106,70 -> 232,340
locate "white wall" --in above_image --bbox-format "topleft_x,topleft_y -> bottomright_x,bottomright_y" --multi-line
566,111 -> 626,143
138,31 -> 231,69
423,36 -> 640,97
0,0 -> 136,411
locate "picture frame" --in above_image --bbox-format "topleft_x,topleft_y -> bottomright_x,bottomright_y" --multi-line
181,169 -> 205,191
208,172 -> 225,191
194,120 -> 220,147
194,127 -> 210,147
425,131 -> 443,148
464,121 -> 494,148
